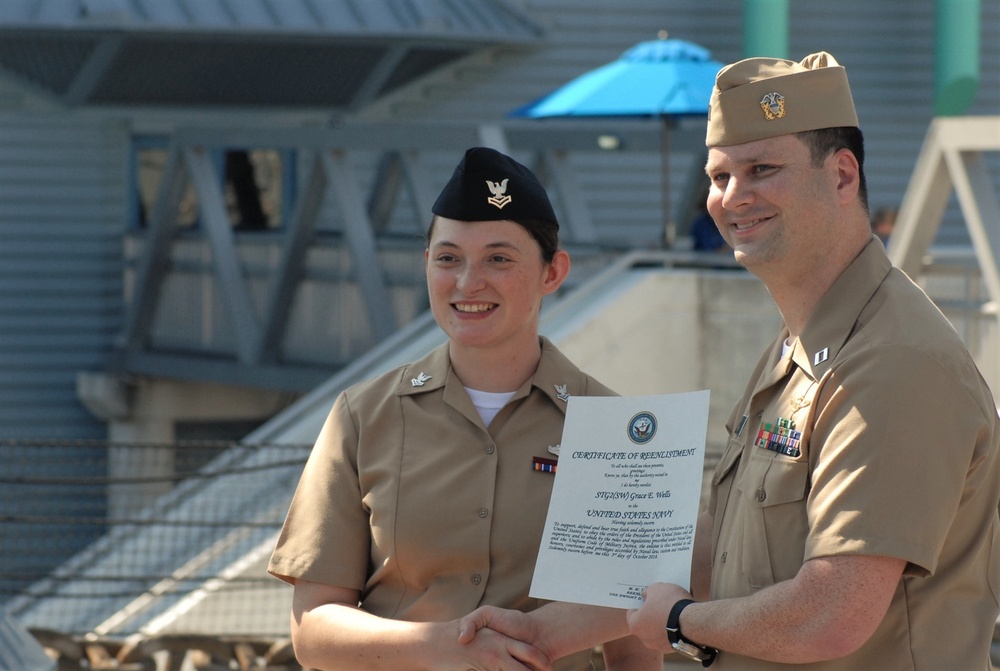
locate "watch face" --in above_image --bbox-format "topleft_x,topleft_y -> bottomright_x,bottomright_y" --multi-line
672,639 -> 712,662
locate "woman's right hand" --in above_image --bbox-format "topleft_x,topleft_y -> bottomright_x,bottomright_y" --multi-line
450,620 -> 551,671
290,578 -> 551,671
457,606 -> 541,650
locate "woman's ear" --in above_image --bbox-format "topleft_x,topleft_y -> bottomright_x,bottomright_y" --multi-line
542,249 -> 571,295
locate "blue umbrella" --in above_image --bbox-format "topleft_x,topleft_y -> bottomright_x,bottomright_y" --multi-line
511,38 -> 722,118
510,38 -> 723,245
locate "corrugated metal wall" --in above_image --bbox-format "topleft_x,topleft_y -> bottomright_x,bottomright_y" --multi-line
0,111 -> 126,602
0,113 -> 125,440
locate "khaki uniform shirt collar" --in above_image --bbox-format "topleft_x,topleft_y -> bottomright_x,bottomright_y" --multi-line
792,237 -> 892,380
395,343 -> 451,397
395,342 -> 482,426
527,336 -> 582,412
393,335 -> 578,415
754,340 -> 790,398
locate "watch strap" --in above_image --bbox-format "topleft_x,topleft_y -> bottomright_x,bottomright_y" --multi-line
665,598 -> 718,668
665,599 -> 695,644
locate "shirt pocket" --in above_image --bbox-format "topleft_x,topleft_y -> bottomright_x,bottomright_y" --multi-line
709,434 -> 743,562
735,453 -> 810,588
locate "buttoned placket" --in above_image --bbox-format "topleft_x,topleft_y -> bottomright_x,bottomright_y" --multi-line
471,430 -> 497,594
712,347 -> 797,594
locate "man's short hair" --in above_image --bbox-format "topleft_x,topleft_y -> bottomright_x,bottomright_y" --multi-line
795,126 -> 869,212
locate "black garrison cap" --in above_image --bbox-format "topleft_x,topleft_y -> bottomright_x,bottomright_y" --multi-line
431,147 -> 558,226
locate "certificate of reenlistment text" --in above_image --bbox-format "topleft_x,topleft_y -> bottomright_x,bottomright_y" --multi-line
530,391 -> 710,609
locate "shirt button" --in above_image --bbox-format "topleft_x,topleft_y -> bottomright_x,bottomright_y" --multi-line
755,410 -> 763,420
755,488 -> 766,502
485,443 -> 496,455
471,573 -> 482,585
478,507 -> 490,518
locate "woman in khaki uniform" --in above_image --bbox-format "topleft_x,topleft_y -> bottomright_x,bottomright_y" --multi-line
268,148 -> 661,671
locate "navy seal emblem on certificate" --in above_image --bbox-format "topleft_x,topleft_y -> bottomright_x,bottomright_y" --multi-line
627,411 -> 657,444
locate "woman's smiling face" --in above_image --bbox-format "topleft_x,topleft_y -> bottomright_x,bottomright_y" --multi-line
425,217 -> 567,353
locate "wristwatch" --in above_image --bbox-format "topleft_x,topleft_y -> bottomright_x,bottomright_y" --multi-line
665,599 -> 718,667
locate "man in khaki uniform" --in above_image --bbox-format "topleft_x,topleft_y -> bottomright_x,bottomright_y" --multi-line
625,52 -> 1000,668
455,52 -> 1000,670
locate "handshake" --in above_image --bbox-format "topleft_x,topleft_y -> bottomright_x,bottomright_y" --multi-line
453,582 -> 692,671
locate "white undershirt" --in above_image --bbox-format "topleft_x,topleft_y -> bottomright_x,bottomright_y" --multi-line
782,338 -> 793,358
465,387 -> 517,426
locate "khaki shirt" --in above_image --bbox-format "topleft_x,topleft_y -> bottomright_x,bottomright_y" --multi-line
269,337 -> 612,671
709,239 -> 1000,670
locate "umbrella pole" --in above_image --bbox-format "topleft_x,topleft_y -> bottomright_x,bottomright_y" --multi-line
661,118 -> 674,248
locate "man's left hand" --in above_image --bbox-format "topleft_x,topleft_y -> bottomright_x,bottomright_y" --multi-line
626,582 -> 693,653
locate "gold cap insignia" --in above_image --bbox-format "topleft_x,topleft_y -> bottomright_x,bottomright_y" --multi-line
760,92 -> 785,120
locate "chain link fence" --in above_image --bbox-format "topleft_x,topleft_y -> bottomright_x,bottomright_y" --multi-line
1,439 -> 310,644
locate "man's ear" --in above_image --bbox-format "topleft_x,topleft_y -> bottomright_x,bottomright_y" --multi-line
833,148 -> 861,205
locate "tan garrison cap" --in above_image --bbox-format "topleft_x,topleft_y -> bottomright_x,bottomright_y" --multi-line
706,51 -> 858,147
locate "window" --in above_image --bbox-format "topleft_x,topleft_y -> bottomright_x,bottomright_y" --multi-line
129,135 -> 296,231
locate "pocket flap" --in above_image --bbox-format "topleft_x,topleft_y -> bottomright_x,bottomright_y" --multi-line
713,436 -> 743,486
736,456 -> 809,507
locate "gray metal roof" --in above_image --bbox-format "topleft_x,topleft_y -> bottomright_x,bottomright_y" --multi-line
0,0 -> 543,108
0,612 -> 54,671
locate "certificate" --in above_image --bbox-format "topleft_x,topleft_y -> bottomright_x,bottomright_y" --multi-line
529,391 -> 710,609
